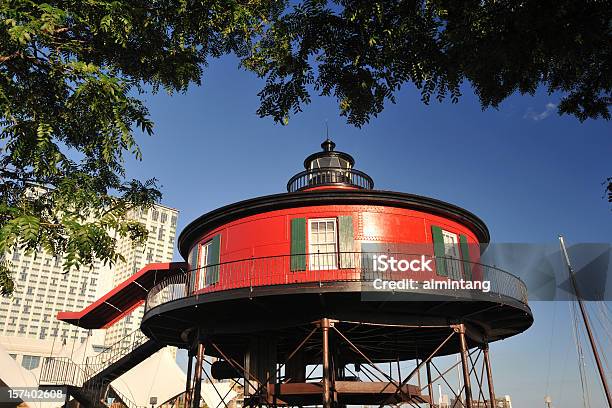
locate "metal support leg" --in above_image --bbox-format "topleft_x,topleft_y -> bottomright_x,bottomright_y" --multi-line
321,318 -> 332,408
192,342 -> 205,408
457,324 -> 473,408
483,344 -> 496,408
185,348 -> 194,408
426,361 -> 435,408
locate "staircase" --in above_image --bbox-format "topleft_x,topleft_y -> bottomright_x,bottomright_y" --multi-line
40,329 -> 162,407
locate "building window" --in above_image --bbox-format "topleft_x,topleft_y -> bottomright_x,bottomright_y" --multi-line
441,230 -> 462,279
12,251 -> 20,261
196,236 -> 221,288
160,212 -> 167,223
151,209 -> 159,221
22,355 -> 40,370
198,240 -> 212,289
432,228 -> 463,280
308,218 -> 338,270
171,215 -> 177,227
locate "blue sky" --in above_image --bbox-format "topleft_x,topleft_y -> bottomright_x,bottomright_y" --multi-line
123,54 -> 611,407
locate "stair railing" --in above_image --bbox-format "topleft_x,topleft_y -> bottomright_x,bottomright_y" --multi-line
85,329 -> 151,380
40,329 -> 153,408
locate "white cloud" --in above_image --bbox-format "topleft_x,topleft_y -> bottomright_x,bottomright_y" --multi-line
524,102 -> 557,121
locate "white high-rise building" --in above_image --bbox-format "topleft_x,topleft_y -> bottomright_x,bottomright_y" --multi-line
0,203 -> 178,375
103,204 -> 178,347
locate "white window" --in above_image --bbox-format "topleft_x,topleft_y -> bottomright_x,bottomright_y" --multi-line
308,218 -> 338,270
198,241 -> 212,289
310,157 -> 350,169
442,230 -> 462,280
22,355 -> 40,370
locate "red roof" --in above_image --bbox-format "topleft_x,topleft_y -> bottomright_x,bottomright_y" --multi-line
57,262 -> 188,329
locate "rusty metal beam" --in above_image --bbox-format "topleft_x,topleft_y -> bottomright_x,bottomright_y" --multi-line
483,345 -> 496,408
332,326 -> 396,384
430,360 -> 463,403
378,329 -> 456,408
247,325 -> 320,403
192,342 -> 205,408
185,347 -> 194,408
209,342 -> 261,397
322,318 -> 332,408
467,349 -> 486,404
426,361 -> 434,408
201,363 -> 230,408
457,324 -> 473,408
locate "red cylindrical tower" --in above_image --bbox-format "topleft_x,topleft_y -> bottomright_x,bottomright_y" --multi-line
142,140 -> 532,408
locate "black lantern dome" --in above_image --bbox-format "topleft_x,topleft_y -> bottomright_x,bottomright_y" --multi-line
287,139 -> 374,192
303,139 -> 355,170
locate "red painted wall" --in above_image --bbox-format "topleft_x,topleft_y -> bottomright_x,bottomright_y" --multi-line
188,205 -> 483,293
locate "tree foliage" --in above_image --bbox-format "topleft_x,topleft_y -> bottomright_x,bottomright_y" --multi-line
0,0 -> 280,295
1,0 -> 610,294
245,0 -> 611,125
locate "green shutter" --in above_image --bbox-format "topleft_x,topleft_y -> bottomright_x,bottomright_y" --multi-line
290,218 -> 306,271
431,226 -> 447,276
206,234 -> 221,285
188,245 -> 199,292
459,234 -> 472,281
338,216 -> 355,268
189,245 -> 199,270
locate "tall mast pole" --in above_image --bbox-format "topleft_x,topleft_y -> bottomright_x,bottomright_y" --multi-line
559,235 -> 612,408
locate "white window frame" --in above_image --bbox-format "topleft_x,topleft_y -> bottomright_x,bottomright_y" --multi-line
198,241 -> 212,289
308,218 -> 338,270
441,230 -> 462,280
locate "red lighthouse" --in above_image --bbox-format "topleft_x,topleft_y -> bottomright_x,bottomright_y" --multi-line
51,140 -> 532,408
146,139 -> 532,407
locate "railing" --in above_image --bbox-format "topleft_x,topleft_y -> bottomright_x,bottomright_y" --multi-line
40,329 -> 151,408
40,356 -> 87,387
85,329 -> 151,376
145,252 -> 529,314
287,167 -> 374,192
